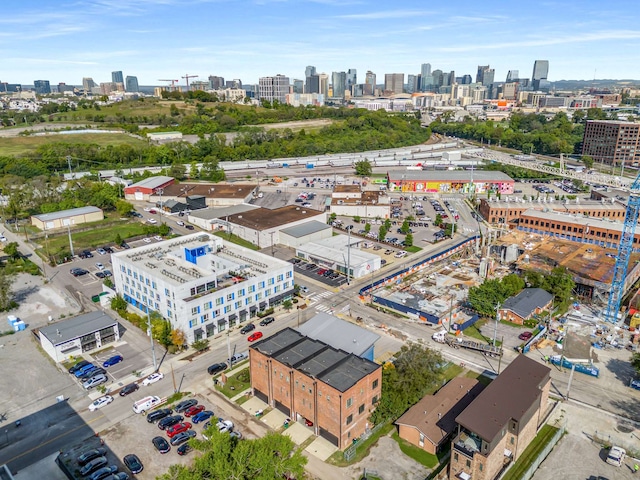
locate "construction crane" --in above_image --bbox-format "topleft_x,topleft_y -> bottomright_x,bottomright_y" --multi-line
158,79 -> 179,90
605,172 -> 640,323
181,74 -> 198,89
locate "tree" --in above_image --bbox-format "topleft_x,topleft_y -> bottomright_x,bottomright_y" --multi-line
631,352 -> 640,376
364,223 -> 371,234
189,162 -> 200,179
581,155 -> 594,169
400,220 -> 410,234
328,213 -> 337,224
170,329 -> 187,350
404,232 -> 413,247
158,430 -> 306,480
115,199 -> 134,217
378,225 -> 387,242
434,214 -> 443,226
110,294 -> 128,313
191,338 -> 209,352
282,299 -> 293,311
0,270 -> 15,310
3,242 -> 20,260
113,233 -> 123,246
150,313 -> 172,347
353,216 -> 361,223
354,159 -> 372,176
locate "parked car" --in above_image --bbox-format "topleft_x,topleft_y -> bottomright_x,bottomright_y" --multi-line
142,372 -> 164,386
70,268 -> 89,277
229,352 -> 248,364
166,422 -> 192,438
89,465 -> 118,480
185,225 -> 195,230
170,430 -> 196,446
177,443 -> 193,456
89,395 -> 113,412
240,323 -> 256,334
217,420 -> 234,433
102,355 -> 123,367
606,446 -> 626,466
152,436 -> 171,454
123,454 -> 143,474
146,408 -> 173,424
68,360 -> 91,374
176,220 -> 185,226
259,317 -> 275,326
77,448 -> 107,466
207,363 -> 227,375
79,367 -> 106,380
184,405 -> 205,417
230,431 -> 243,440
119,383 -> 139,397
79,457 -> 108,476
158,415 -> 184,430
95,262 -> 105,271
102,474 -> 129,480
174,399 -> 198,413
96,248 -> 107,255
79,250 -> 93,259
247,332 -> 263,342
192,410 -> 214,424
83,374 -> 108,390
518,332 -> 533,341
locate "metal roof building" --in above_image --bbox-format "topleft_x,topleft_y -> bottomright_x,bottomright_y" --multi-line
38,311 -> 120,362
297,312 -> 380,361
31,206 -> 104,230
279,221 -> 333,248
124,175 -> 175,201
386,170 -> 514,194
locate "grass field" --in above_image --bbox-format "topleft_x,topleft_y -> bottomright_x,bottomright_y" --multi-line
0,132 -> 147,156
212,231 -> 259,250
391,432 -> 439,468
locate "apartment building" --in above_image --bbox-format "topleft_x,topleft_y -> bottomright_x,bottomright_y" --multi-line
250,327 -> 382,449
258,74 -> 290,104
582,120 -> 640,166
450,355 -> 551,480
112,233 -> 294,343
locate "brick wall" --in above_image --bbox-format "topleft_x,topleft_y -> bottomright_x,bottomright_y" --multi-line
398,425 -> 437,455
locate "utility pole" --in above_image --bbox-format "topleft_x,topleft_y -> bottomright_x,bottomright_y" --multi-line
226,329 -> 232,365
67,155 -> 73,179
146,308 -> 157,371
493,303 -> 500,346
346,226 -> 351,285
66,222 -> 74,257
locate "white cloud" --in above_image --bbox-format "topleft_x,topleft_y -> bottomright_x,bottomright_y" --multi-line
336,10 -> 433,20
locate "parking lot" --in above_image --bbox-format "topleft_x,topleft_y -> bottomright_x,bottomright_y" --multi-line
290,258 -> 348,287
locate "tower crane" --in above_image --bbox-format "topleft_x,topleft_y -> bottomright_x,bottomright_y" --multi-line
604,173 -> 640,323
181,74 -> 198,89
158,79 -> 179,90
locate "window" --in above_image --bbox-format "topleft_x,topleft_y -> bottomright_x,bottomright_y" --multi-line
259,281 -> 265,288
346,414 -> 353,425
227,293 -> 234,301
372,379 -> 379,389
191,307 -> 199,315
277,274 -> 284,282
372,395 -> 378,405
249,285 -> 256,293
265,289 -> 271,296
204,302 -> 211,311
235,301 -> 241,309
479,464 -> 483,472
224,306 -> 231,314
238,288 -> 245,297
216,297 -> 223,306
346,398 -> 353,408
453,453 -> 458,461
466,459 -> 471,468
286,270 -> 292,278
358,404 -> 365,414
268,277 -> 274,285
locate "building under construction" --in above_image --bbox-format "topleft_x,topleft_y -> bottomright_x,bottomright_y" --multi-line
491,230 -> 640,304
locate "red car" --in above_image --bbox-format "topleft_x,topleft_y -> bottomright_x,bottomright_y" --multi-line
304,419 -> 314,427
166,422 -> 192,438
247,331 -> 263,342
184,405 -> 205,418
518,331 -> 533,341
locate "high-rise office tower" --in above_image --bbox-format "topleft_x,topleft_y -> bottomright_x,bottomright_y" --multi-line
258,74 -> 290,103
293,79 -> 304,93
318,73 -> 329,98
406,75 -> 417,94
476,66 -> 495,87
112,71 -> 124,84
305,66 -> 317,93
208,76 -> 225,90
82,77 -> 96,92
532,60 -> 549,89
506,70 -> 519,82
125,76 -> 139,92
331,71 -> 347,99
461,74 -> 473,85
431,69 -> 443,88
34,80 -> 51,94
420,63 -> 431,81
306,75 -> 320,94
347,69 -> 357,91
384,73 -> 404,94
364,71 -> 376,96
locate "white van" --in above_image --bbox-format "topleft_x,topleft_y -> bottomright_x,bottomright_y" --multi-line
132,395 -> 161,414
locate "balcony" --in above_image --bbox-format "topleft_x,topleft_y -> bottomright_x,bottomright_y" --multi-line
453,431 -> 481,459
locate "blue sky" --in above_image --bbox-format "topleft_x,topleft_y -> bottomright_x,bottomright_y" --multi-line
3,0 -> 640,86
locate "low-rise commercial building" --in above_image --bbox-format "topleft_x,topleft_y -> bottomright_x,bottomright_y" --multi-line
387,171 -> 514,194
296,235 -> 381,279
31,206 -> 104,230
112,233 -> 294,343
330,188 -> 390,219
279,221 -> 333,248
450,355 -> 551,480
124,176 -> 175,201
38,311 -> 120,362
250,327 -> 382,449
149,183 -> 257,208
499,288 -> 553,325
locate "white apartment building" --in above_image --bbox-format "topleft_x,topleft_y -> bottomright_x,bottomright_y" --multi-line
112,233 -> 294,343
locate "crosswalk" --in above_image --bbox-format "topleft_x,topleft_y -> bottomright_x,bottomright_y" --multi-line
307,290 -> 332,306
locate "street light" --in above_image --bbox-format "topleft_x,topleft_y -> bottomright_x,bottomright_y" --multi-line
146,306 -> 157,371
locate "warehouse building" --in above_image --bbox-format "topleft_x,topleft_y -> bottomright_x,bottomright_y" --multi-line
124,175 -> 175,201
38,311 -> 120,362
386,170 -> 514,194
149,183 -> 257,208
111,233 -> 294,343
31,206 -> 104,230
250,327 -> 382,449
279,221 -> 333,248
187,204 -> 259,231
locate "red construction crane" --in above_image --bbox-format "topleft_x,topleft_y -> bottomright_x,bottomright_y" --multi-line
158,79 -> 179,89
181,74 -> 198,89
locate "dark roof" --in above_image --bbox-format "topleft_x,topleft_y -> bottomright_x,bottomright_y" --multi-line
501,288 -> 553,318
159,183 -> 256,199
455,355 -> 550,442
227,205 -> 324,231
396,377 -> 485,446
39,311 -> 118,346
251,327 -> 381,392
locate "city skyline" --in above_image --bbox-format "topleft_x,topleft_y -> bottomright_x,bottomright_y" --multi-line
2,0 -> 640,86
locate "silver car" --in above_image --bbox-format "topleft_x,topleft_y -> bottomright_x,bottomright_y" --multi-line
83,373 -> 108,390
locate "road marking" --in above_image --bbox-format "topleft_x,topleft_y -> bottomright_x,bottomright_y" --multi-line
3,414 -> 104,465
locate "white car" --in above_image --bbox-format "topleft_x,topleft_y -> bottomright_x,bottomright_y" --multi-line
0,236 -> 6,243
147,218 -> 157,224
95,262 -> 105,271
142,372 -> 164,386
144,207 -> 151,212
143,238 -> 152,243
89,395 -> 113,412
153,236 -> 163,241
217,420 -> 234,433
176,220 -> 185,227
606,446 -> 626,466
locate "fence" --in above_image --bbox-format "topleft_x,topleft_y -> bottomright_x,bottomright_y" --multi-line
343,420 -> 390,462
499,422 -> 566,480
591,429 -> 640,459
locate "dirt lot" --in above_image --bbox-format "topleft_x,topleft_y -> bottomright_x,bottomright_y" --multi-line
256,119 -> 334,131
